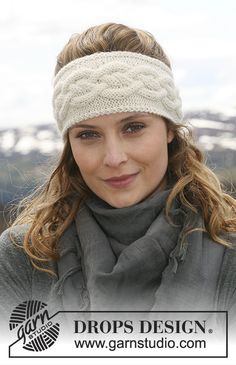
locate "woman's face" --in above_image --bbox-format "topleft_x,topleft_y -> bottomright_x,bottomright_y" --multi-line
69,112 -> 174,208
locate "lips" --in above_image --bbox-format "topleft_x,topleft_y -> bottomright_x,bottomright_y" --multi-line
103,172 -> 139,188
105,173 -> 138,182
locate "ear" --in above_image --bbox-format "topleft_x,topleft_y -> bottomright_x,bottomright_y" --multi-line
167,129 -> 174,144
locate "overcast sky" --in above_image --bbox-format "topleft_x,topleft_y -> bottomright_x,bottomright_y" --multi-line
1,0 -> 236,129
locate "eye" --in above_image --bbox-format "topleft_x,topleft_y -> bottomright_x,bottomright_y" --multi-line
124,122 -> 145,134
77,130 -> 100,140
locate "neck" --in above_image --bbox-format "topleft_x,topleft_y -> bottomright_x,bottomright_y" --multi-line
84,184 -> 173,245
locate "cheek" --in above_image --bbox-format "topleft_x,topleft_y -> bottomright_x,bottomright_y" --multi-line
138,137 -> 169,167
71,145 -> 89,173
71,147 -> 99,176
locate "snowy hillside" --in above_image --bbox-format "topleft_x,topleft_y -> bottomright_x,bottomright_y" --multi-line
0,111 -> 235,157
0,124 -> 62,156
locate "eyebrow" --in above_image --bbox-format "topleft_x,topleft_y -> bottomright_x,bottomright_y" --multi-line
71,113 -> 151,129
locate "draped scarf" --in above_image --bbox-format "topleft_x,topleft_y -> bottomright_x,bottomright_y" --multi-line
54,186 -> 224,313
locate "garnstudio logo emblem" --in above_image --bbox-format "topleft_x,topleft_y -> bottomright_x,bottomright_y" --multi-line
9,300 -> 60,352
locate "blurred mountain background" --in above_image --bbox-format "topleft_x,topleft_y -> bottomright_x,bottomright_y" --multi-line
0,110 -> 235,234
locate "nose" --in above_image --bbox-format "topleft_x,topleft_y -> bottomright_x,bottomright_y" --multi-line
103,140 -> 128,167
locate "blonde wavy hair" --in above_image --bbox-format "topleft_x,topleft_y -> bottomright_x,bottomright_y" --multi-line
12,22 -> 236,275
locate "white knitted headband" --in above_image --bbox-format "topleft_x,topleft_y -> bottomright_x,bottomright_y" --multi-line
53,51 -> 183,136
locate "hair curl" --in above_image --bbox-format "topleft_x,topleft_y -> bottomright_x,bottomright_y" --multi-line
12,22 -> 236,275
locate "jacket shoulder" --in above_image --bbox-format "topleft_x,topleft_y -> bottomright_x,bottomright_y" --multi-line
0,225 -> 34,319
0,224 -> 30,260
216,233 -> 236,309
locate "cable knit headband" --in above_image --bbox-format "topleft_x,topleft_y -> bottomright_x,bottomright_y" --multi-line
53,51 -> 183,136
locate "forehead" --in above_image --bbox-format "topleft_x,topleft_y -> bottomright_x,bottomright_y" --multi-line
71,112 -> 159,129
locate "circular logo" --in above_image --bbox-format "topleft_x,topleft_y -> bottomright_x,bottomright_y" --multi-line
9,300 -> 60,352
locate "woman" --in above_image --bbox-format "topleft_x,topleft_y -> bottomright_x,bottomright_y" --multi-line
0,23 -> 236,324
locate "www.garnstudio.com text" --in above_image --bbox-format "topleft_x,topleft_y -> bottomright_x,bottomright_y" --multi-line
74,337 -> 206,351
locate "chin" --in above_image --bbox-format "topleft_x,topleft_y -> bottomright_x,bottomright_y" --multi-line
106,195 -> 141,209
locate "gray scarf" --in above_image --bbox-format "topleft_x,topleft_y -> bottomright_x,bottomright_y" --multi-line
55,187 -> 224,313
